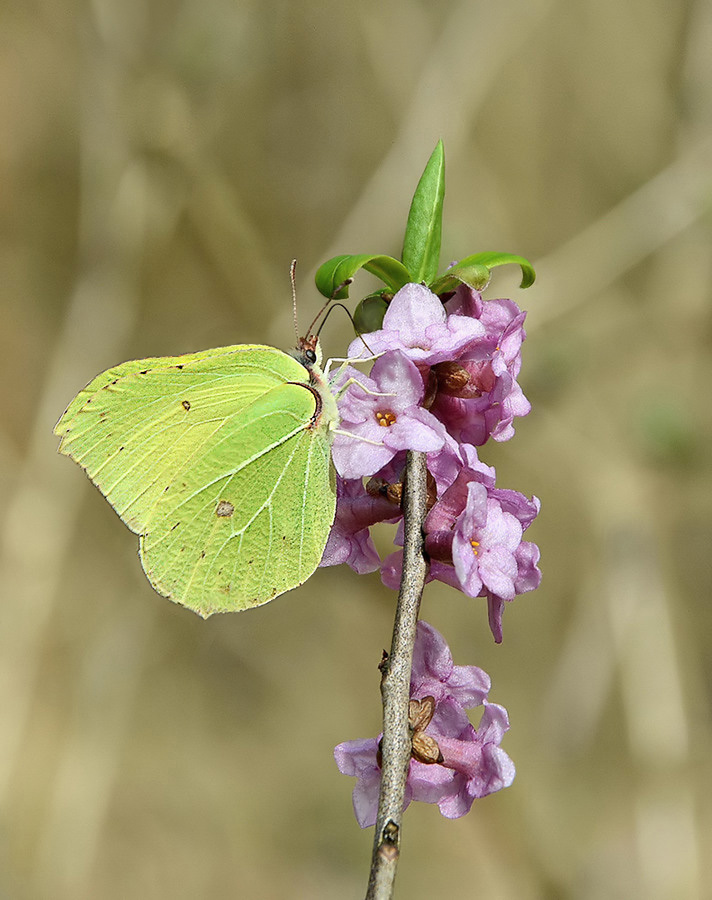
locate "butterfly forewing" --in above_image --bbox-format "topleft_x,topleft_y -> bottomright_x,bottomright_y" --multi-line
55,344 -> 336,615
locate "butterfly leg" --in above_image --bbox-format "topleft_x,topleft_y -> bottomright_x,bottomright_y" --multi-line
332,428 -> 384,446
331,377 -> 394,403
324,353 -> 383,379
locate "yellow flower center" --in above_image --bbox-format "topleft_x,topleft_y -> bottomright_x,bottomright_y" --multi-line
470,539 -> 480,555
376,410 -> 397,427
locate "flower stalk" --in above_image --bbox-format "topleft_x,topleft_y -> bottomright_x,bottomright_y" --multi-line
366,450 -> 429,900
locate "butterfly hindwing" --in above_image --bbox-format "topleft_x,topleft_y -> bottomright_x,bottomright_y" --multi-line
140,383 -> 335,615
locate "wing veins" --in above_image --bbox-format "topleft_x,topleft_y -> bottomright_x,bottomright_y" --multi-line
201,430 -> 308,590
155,412 -> 308,518
84,393 -> 312,528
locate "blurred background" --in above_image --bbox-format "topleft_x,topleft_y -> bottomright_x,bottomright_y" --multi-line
1,0 -> 711,897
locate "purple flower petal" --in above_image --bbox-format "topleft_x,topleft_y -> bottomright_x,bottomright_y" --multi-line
407,759 -> 455,803
411,621 -> 491,708
320,477 -> 397,573
347,283 -> 488,365
334,738 -> 382,828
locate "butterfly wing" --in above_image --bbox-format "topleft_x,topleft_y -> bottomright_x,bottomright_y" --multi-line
55,344 -> 337,615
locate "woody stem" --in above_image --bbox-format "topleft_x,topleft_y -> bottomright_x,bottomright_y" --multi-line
365,450 -> 429,900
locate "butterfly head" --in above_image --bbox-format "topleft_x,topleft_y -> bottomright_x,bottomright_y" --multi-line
291,334 -> 323,372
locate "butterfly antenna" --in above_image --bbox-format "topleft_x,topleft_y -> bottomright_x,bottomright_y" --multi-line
315,302 -> 376,357
304,277 -> 354,339
290,259 -> 300,343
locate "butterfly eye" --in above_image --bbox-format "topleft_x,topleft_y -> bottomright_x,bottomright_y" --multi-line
305,349 -> 317,364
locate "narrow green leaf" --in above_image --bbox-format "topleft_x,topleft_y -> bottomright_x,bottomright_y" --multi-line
401,141 -> 445,284
455,252 -> 536,289
315,254 -> 411,300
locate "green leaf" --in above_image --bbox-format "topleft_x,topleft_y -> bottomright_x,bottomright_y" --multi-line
430,264 -> 492,295
353,294 -> 390,334
401,141 -> 445,284
315,254 -> 411,300
454,252 -> 536,289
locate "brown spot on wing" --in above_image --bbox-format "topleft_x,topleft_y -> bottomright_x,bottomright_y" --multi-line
216,500 -> 234,517
181,399 -> 191,411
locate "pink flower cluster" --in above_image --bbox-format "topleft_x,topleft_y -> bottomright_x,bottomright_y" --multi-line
321,282 -> 541,642
334,622 -> 515,827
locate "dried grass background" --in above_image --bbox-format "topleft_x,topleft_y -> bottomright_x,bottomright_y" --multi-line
1,0 -> 711,897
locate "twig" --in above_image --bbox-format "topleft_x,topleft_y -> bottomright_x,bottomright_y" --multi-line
366,450 -> 429,900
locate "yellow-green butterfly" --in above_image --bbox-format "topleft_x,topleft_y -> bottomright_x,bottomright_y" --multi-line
55,323 -> 340,618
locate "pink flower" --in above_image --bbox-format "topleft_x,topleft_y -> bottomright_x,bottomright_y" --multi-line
432,700 -> 516,819
382,444 -> 541,642
334,622 -> 515,827
331,350 -> 447,479
347,283 -> 490,366
431,288 -> 531,445
410,621 -> 490,707
319,476 -> 398,574
323,282 -> 541,638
